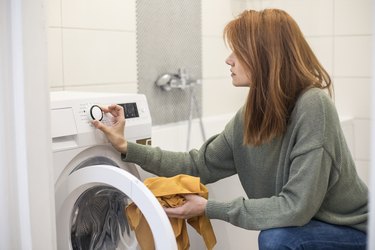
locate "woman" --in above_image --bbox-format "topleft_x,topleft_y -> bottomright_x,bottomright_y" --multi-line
93,9 -> 368,249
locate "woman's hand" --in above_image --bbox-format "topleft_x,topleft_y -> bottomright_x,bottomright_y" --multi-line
92,104 -> 128,154
164,194 -> 208,219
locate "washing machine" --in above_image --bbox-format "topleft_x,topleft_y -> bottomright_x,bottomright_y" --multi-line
50,91 -> 177,250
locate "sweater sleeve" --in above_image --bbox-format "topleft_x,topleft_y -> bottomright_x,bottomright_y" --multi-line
122,115 -> 238,184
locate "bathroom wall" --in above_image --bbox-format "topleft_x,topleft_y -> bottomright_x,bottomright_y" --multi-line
46,0 -> 372,249
136,0 -> 202,125
47,0 -> 138,93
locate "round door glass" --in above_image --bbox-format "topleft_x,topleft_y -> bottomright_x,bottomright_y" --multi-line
69,156 -> 139,250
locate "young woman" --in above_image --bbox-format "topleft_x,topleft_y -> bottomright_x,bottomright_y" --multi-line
93,9 -> 368,249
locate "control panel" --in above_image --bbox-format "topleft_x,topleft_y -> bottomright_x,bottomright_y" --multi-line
50,91 -> 152,151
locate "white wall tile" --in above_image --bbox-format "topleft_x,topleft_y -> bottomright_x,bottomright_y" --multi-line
261,0 -> 334,36
202,37 -> 231,79
246,1 -> 264,11
340,117 -> 355,156
47,0 -> 61,27
334,36 -> 372,77
334,0 -> 372,35
334,78 -> 371,118
353,118 -> 370,160
202,78 -> 247,116
50,87 -> 64,91
62,0 -> 135,31
64,82 -> 138,93
62,29 -> 136,85
47,28 -> 63,87
202,0 -> 234,36
306,37 -> 334,76
355,160 -> 369,185
230,0 -> 251,16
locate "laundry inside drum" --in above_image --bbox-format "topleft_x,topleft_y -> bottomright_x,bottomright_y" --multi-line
70,186 -> 138,250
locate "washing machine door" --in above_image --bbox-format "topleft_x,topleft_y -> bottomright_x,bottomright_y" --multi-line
55,159 -> 177,250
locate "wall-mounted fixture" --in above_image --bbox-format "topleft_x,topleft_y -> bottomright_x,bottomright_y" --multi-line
136,0 -> 201,126
155,68 -> 206,150
155,68 -> 201,91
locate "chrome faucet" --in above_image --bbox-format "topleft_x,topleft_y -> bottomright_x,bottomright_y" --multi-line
155,67 -> 206,150
155,68 -> 200,91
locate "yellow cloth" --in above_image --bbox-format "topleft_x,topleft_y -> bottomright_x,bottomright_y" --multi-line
126,174 -> 217,250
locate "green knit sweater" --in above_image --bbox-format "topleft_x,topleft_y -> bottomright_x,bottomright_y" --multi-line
122,88 -> 368,232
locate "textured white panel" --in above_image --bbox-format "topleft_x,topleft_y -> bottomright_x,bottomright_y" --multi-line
62,29 -> 136,85
202,77 -> 247,117
334,36 -> 372,77
334,78 -> 371,118
261,0 -> 334,36
203,36 -> 231,79
306,37 -> 334,76
334,0 -> 372,35
47,28 -> 63,87
62,0 -> 135,31
137,0 -> 202,125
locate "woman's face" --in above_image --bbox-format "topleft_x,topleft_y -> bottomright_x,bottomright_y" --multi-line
225,52 -> 251,87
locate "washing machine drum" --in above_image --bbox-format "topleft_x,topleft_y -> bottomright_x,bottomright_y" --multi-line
71,185 -> 131,249
55,150 -> 176,250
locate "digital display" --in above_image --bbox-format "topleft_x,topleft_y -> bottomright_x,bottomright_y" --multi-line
119,102 -> 139,119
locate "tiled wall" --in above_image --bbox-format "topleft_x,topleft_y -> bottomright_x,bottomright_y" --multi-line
201,0 -> 250,117
47,0 -> 138,93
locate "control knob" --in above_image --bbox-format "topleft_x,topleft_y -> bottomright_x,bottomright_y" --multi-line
88,105 -> 103,121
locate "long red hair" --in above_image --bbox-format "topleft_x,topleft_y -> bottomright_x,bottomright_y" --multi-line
224,9 -> 332,146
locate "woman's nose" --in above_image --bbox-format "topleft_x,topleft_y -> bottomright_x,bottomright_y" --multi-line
225,57 -> 234,66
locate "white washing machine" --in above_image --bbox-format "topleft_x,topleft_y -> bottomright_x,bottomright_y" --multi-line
50,91 -> 177,250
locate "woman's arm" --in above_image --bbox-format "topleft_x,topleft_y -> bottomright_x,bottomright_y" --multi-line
206,147 -> 334,230
93,104 -> 239,183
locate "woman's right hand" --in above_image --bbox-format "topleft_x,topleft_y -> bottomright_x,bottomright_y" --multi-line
92,104 -> 128,154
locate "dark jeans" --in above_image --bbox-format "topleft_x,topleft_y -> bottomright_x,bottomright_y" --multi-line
258,220 -> 367,250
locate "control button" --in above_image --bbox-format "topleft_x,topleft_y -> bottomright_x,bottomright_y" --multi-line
88,105 -> 103,121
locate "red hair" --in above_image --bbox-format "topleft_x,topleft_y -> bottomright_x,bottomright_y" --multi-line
224,9 -> 332,145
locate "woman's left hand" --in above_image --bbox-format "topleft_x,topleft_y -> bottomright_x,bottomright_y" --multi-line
164,194 -> 208,219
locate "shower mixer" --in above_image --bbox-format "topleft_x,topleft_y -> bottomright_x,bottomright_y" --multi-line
155,68 -> 206,150
155,68 -> 201,91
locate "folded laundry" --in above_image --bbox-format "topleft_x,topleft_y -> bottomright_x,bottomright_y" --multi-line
126,174 -> 217,250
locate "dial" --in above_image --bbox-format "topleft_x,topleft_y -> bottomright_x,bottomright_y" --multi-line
88,105 -> 103,121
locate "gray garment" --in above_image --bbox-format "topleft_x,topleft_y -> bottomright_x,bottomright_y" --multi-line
122,88 -> 368,232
